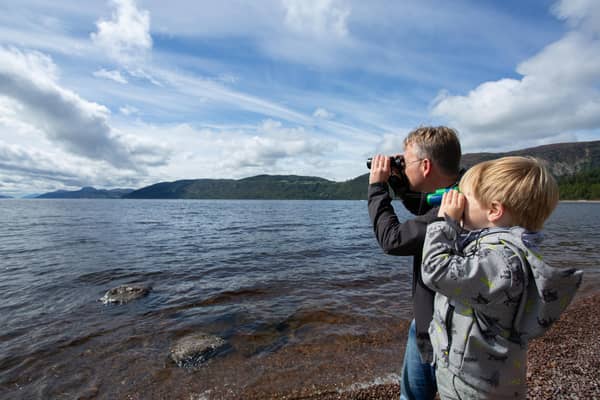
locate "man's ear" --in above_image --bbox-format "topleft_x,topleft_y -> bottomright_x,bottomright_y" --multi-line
488,201 -> 505,222
422,158 -> 432,177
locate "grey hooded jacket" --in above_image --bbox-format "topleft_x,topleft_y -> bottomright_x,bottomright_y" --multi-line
422,220 -> 583,397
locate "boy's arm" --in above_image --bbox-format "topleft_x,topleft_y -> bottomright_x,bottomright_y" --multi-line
422,221 -> 518,308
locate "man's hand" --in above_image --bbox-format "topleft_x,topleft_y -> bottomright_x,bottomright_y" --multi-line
369,154 -> 391,184
438,189 -> 465,220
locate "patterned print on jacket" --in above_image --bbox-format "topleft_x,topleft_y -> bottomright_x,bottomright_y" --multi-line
422,220 -> 582,398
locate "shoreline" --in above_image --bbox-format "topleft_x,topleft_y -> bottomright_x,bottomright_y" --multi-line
302,292 -> 600,400
560,200 -> 600,203
5,198 -> 600,202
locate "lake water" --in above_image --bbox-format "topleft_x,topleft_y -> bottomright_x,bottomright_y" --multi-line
1,200 -> 599,399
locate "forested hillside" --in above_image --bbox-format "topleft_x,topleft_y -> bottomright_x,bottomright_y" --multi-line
557,168 -> 600,200
34,140 -> 600,200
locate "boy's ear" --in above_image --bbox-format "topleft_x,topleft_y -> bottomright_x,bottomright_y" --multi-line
488,201 -> 505,222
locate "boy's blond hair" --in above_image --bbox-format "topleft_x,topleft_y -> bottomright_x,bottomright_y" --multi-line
404,126 -> 461,176
460,156 -> 559,231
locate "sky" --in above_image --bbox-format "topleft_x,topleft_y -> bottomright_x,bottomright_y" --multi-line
1,0 -> 600,197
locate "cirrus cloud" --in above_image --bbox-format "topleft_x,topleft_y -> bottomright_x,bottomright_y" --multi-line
93,68 -> 128,83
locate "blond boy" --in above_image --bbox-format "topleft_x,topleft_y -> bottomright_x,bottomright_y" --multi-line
421,156 -> 582,399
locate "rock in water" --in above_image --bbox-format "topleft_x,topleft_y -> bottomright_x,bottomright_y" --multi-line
100,285 -> 150,304
170,333 -> 227,368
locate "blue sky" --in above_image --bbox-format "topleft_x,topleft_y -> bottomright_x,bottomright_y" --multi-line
1,0 -> 599,196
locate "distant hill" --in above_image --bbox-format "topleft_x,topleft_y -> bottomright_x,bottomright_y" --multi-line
461,140 -> 600,176
125,175 -> 368,200
125,140 -> 600,200
34,140 -> 600,200
460,140 -> 600,200
37,187 -> 134,199
0,195 -> 12,199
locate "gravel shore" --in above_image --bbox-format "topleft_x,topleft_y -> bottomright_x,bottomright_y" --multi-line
309,292 -> 600,400
526,293 -> 600,399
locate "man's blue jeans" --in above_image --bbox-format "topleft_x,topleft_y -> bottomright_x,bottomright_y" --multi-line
400,320 -> 437,400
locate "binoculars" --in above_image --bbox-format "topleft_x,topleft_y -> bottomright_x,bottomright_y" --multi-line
366,156 -> 404,170
426,188 -> 455,206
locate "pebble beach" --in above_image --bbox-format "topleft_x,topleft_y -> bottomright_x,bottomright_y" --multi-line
302,292 -> 600,400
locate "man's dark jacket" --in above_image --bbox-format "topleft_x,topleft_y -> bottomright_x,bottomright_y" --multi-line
368,182 -> 440,359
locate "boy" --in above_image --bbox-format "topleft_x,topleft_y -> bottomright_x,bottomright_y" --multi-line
421,156 -> 582,399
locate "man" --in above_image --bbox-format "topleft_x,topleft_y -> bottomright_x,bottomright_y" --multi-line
368,126 -> 462,400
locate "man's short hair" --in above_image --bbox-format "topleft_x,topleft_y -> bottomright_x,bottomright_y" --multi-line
404,126 -> 461,176
460,156 -> 559,231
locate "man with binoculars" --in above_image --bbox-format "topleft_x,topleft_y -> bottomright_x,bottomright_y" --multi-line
368,126 -> 462,400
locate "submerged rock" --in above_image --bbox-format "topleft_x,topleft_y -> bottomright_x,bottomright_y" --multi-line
170,333 -> 227,368
100,285 -> 151,304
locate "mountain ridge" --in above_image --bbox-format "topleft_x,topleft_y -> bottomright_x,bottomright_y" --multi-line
33,140 -> 600,200
37,187 -> 135,199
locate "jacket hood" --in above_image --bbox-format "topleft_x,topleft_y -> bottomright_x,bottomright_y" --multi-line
477,226 -> 583,341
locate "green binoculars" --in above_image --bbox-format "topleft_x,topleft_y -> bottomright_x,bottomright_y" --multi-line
426,187 -> 458,206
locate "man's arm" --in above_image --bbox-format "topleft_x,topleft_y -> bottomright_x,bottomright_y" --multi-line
368,183 -> 438,256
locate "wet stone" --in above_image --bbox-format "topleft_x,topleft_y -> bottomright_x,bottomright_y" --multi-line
170,333 -> 227,368
100,285 -> 151,304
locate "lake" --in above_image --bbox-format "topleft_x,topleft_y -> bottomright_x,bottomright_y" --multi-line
1,200 -> 598,399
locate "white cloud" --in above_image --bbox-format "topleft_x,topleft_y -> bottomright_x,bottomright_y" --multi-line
140,0 -> 356,68
0,141 -> 87,187
119,104 -> 139,115
282,0 -> 350,38
224,119 -> 333,169
118,119 -> 340,182
259,0 -> 355,67
375,132 -> 408,156
0,103 -> 168,195
93,68 -> 128,83
313,107 -> 334,119
91,0 -> 152,66
0,139 -> 147,197
431,0 -> 600,150
0,46 -> 168,170
552,0 -> 600,33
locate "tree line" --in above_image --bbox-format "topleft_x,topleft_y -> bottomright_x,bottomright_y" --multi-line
557,168 -> 600,200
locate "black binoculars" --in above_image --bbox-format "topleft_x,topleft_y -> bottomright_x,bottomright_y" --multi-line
366,156 -> 405,170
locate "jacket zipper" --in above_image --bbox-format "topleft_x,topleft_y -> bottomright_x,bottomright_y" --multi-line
445,302 -> 455,359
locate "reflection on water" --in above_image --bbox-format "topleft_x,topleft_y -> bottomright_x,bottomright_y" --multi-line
0,200 -> 598,399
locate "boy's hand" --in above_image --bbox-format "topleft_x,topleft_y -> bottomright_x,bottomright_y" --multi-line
437,189 -> 465,220
369,154 -> 391,184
